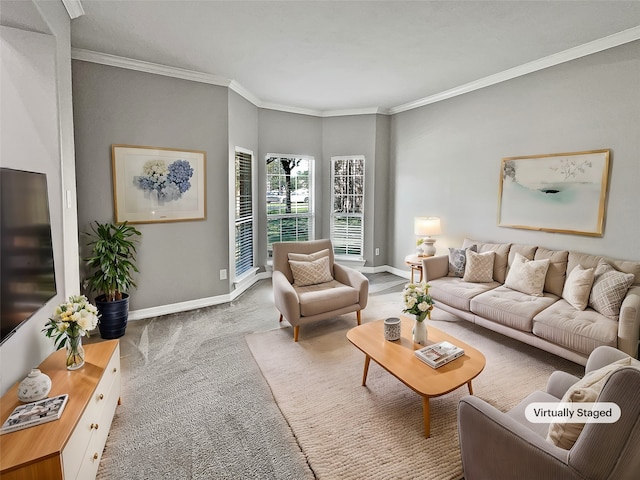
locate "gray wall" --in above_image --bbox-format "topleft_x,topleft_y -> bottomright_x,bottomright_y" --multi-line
390,40 -> 640,268
72,61 -> 231,309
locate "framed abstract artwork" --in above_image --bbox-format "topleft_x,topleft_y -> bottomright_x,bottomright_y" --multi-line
498,149 -> 610,236
112,145 -> 206,224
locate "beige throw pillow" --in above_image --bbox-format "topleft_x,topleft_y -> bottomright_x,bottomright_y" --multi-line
562,265 -> 596,310
504,252 -> 550,296
546,356 -> 632,450
288,249 -> 330,262
289,256 -> 333,287
462,250 -> 495,283
588,262 -> 635,319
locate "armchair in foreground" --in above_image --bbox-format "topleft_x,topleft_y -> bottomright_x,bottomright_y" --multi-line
272,239 -> 369,342
458,346 -> 640,480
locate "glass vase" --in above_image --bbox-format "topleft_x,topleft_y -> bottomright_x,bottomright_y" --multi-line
412,316 -> 428,346
66,334 -> 85,370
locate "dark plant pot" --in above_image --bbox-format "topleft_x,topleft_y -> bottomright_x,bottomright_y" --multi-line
96,294 -> 129,339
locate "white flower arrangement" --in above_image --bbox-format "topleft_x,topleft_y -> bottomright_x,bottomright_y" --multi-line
402,282 -> 435,321
42,295 -> 99,350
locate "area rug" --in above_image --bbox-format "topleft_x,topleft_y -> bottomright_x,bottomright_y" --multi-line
246,313 -> 583,480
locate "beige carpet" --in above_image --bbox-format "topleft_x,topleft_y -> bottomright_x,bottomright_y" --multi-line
246,309 -> 583,480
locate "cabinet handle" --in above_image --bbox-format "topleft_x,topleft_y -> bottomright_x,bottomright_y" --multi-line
113,367 -> 117,373
90,423 -> 99,430
93,453 -> 99,461
99,393 -> 104,400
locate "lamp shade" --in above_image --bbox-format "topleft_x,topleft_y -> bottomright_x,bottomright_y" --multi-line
414,217 -> 441,236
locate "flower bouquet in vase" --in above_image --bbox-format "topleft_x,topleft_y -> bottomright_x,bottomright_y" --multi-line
42,295 -> 99,370
402,282 -> 435,346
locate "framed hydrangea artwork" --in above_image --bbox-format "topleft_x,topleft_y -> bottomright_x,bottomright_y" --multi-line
112,144 -> 206,224
498,149 -> 609,237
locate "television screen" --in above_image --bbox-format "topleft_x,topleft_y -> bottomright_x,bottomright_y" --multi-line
0,168 -> 57,344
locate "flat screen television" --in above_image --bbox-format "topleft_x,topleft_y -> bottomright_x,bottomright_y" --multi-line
0,168 -> 57,344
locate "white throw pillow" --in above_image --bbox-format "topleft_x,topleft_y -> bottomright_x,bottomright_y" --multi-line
588,262 -> 635,319
562,265 -> 596,310
462,250 -> 495,283
504,252 -> 550,296
288,256 -> 333,287
547,356 -> 632,449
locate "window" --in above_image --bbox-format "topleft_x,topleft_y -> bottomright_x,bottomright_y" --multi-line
331,156 -> 364,258
266,155 -> 314,257
235,149 -> 254,277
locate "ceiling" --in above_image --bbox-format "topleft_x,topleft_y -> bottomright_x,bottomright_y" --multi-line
9,1 -> 640,114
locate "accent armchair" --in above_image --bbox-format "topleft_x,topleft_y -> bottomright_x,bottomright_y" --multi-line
458,346 -> 640,480
272,239 -> 369,342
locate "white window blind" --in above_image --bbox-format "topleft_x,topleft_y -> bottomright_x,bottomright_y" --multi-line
266,155 -> 314,257
235,150 -> 253,276
331,156 -> 364,258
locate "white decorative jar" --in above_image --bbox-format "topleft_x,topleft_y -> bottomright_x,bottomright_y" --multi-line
384,317 -> 401,341
17,368 -> 52,403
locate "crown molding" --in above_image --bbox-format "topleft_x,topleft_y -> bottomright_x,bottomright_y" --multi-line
72,25 -> 640,118
61,0 -> 85,19
71,48 -> 231,87
389,25 -> 640,115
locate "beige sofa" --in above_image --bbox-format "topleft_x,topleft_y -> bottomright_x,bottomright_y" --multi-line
422,239 -> 640,365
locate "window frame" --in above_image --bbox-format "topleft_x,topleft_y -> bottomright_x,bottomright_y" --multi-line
233,147 -> 256,282
330,155 -> 365,260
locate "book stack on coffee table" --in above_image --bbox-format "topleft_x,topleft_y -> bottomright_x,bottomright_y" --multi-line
415,341 -> 464,369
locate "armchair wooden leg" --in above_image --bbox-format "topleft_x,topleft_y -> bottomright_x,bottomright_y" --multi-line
279,313 -> 283,323
293,325 -> 300,342
356,310 -> 362,325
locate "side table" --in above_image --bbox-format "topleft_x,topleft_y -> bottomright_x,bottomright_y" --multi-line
404,254 -> 431,283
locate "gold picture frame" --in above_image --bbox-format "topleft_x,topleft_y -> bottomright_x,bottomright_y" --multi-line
498,149 -> 610,236
112,144 -> 206,224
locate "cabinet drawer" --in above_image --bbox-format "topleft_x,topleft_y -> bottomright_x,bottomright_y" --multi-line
62,344 -> 120,480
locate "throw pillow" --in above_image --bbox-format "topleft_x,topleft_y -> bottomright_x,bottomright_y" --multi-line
448,245 -> 477,277
562,265 -> 596,310
462,250 -> 495,283
288,249 -> 330,262
547,356 -> 632,449
588,262 -> 635,319
504,252 -> 550,296
288,256 -> 333,287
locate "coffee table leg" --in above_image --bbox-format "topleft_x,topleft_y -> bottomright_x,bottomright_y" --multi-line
467,381 -> 474,395
422,397 -> 431,438
362,355 -> 371,386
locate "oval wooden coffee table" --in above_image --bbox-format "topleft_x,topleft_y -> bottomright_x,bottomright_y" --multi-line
347,316 -> 486,437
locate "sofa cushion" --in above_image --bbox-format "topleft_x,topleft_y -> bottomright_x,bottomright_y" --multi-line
289,256 -> 333,287
508,244 -> 537,263
562,265 -> 596,310
428,277 -> 499,312
448,245 -> 477,277
547,357 -> 632,449
535,248 -> 569,297
463,239 -> 511,283
589,262 -> 635,319
295,280 -> 359,316
504,252 -> 550,296
463,250 -> 495,283
533,300 -> 618,355
471,286 -> 559,332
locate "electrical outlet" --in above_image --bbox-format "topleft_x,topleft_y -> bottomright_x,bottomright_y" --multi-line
220,269 -> 227,280
375,248 -> 380,256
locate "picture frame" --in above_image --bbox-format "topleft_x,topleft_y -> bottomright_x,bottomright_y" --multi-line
112,145 -> 206,224
498,149 -> 610,237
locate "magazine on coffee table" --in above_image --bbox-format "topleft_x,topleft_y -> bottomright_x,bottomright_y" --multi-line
415,341 -> 464,369
0,394 -> 68,435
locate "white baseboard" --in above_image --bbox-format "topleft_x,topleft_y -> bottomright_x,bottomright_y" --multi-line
128,266 -> 410,320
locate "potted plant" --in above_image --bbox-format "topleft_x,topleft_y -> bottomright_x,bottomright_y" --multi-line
83,221 -> 141,339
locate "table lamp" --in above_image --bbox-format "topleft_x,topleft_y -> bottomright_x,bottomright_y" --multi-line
414,217 -> 441,257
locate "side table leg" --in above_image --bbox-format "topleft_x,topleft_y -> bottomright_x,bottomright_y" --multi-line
422,396 -> 431,438
362,355 -> 371,386
467,381 -> 474,395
